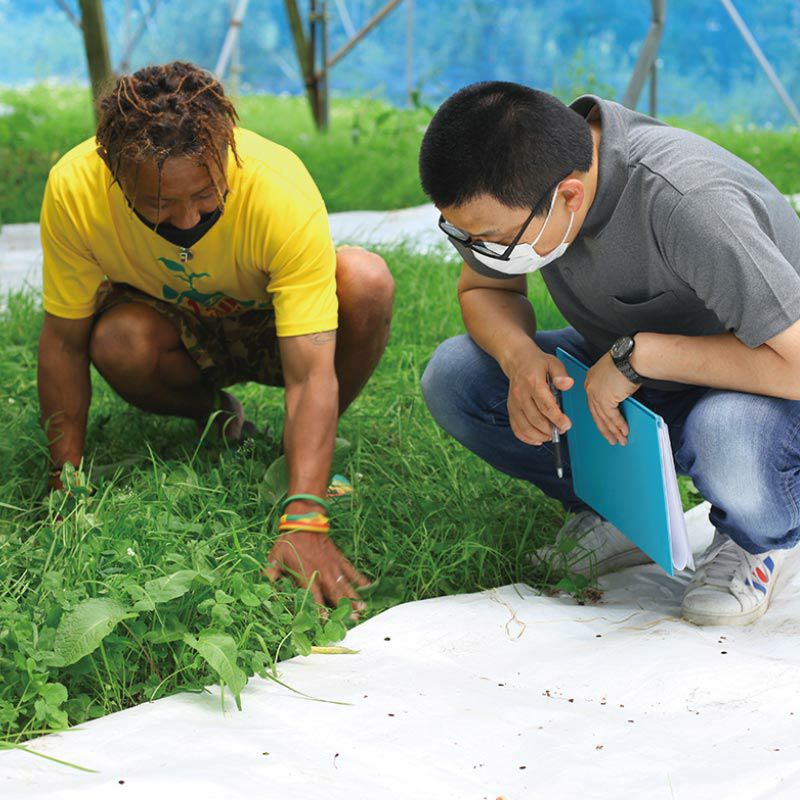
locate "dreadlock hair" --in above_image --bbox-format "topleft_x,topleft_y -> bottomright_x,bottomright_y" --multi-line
96,61 -> 240,209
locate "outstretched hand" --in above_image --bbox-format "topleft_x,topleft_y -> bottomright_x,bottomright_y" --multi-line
263,532 -> 369,617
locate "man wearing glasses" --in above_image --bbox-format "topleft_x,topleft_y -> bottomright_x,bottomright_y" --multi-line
419,81 -> 800,626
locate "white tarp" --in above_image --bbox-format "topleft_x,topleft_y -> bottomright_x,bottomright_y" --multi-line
4,503 -> 800,799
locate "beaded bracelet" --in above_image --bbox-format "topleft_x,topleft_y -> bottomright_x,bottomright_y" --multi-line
278,512 -> 331,535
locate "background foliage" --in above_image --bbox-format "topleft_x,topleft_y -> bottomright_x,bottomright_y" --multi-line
2,86 -> 800,225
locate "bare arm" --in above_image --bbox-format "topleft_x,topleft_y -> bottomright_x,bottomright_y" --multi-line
264,329 -> 368,611
279,329 -> 339,510
457,266 -> 537,372
37,312 -> 94,485
582,320 -> 800,448
457,265 -> 572,443
633,321 -> 800,400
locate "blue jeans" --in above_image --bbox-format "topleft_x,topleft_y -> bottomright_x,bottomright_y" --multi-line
421,328 -> 800,555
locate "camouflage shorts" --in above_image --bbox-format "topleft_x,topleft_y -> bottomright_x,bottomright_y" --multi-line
95,282 -> 284,389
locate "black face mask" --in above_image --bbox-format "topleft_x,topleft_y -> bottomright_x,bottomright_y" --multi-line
133,204 -> 223,249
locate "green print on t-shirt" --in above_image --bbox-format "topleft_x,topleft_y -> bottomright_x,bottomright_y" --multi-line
158,257 -> 260,316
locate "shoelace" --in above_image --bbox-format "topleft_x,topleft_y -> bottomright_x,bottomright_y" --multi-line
696,533 -> 762,593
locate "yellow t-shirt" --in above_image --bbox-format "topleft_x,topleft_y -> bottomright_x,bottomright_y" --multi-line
40,128 -> 338,337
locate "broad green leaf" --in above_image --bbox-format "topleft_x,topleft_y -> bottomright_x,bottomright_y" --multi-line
214,589 -> 235,605
321,619 -> 347,644
183,631 -> 247,710
238,590 -> 261,608
330,598 -> 353,623
262,437 -> 351,502
50,599 -> 135,667
291,630 -> 312,657
143,614 -> 187,644
210,602 -> 234,627
132,570 -> 198,611
38,683 -> 68,707
291,607 -> 319,634
34,698 -> 68,729
143,630 -> 183,644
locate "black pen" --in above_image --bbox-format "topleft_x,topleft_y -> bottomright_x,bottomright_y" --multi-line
547,374 -> 565,479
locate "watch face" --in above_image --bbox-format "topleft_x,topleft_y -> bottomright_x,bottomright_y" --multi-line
611,336 -> 634,361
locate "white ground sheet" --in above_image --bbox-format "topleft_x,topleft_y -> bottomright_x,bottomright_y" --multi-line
4,210 -> 800,797
4,504 -> 800,799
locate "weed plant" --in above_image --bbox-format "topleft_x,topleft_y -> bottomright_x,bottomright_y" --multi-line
0,248 -> 584,745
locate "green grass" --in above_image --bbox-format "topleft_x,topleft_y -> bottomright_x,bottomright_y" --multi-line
2,85 -> 800,225
0,248 -> 578,744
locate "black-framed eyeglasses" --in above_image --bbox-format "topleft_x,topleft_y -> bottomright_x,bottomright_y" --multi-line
437,172 -> 570,262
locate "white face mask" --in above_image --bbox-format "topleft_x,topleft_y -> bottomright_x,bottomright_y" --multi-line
471,183 -> 575,275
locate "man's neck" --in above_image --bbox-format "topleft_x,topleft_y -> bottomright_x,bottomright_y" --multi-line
574,120 -> 602,235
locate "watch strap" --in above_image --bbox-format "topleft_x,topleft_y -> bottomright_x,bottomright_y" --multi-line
615,357 -> 644,384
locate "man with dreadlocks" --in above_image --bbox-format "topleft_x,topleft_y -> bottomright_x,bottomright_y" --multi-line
37,61 -> 394,610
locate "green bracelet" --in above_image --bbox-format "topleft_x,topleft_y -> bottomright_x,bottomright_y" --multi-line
281,493 -> 331,513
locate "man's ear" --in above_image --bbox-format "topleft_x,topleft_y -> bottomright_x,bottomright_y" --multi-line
560,178 -> 586,214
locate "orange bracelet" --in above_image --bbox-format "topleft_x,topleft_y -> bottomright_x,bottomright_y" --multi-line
278,512 -> 330,535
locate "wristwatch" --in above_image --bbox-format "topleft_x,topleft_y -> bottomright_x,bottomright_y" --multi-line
610,335 -> 644,384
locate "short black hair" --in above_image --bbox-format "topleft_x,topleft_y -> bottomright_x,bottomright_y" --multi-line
419,82 -> 593,215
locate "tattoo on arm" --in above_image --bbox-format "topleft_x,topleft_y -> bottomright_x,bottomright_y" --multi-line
309,331 -> 337,346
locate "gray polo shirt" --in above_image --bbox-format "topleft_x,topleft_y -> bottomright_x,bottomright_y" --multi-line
541,95 -> 800,389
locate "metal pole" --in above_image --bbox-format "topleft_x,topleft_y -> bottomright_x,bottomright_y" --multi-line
121,0 -> 133,72
215,0 -> 250,80
719,0 -> 800,127
405,0 -> 414,106
54,0 -> 82,29
320,0 -> 329,129
333,0 -> 356,38
310,0 -> 320,126
319,0 -> 403,77
622,0 -> 665,111
118,0 -> 162,73
649,61 -> 657,117
136,0 -> 157,34
230,0 -> 242,98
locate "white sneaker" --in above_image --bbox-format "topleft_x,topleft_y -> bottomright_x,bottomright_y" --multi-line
681,532 -> 781,626
534,510 -> 653,577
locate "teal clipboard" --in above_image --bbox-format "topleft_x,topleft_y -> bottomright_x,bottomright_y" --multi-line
556,348 -> 691,575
